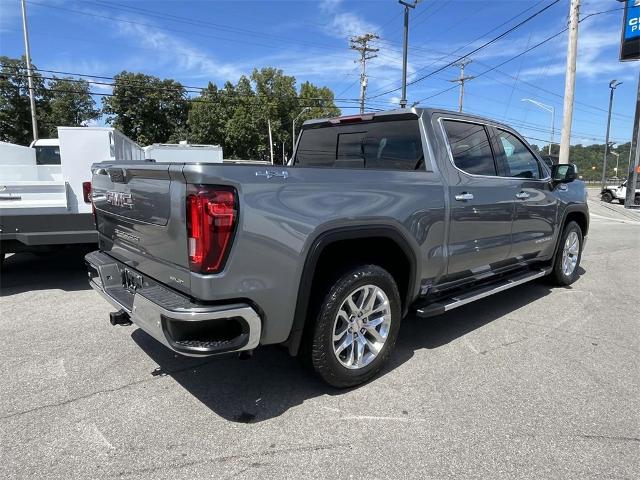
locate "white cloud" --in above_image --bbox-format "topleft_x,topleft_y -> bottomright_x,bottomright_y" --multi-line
114,20 -> 245,83
319,0 -> 378,39
518,17 -> 637,81
312,0 -> 410,105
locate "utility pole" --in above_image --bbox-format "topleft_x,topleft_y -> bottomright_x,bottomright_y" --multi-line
350,33 -> 379,114
20,0 -> 38,142
267,119 -> 274,165
558,0 -> 580,165
399,0 -> 420,108
449,59 -> 475,113
624,70 -> 640,209
601,80 -> 623,190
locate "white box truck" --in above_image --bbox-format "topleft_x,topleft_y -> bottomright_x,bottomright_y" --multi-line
0,127 -> 142,264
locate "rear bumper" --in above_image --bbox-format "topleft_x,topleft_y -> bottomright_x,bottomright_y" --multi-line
0,213 -> 97,248
85,250 -> 261,356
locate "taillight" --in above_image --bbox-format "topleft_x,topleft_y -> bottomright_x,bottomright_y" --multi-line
83,181 -> 96,225
186,187 -> 237,274
82,181 -> 92,203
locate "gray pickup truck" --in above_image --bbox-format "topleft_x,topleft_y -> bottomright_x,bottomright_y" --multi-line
86,108 -> 589,387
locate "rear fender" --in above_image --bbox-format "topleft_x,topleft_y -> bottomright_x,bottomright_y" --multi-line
286,224 -> 419,356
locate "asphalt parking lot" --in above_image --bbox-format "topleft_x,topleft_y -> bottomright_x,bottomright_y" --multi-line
1,194 -> 639,479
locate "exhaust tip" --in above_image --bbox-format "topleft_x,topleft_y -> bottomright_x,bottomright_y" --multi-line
110,309 -> 132,326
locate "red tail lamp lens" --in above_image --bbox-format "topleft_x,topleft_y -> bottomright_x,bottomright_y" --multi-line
82,181 -> 92,203
187,187 -> 237,274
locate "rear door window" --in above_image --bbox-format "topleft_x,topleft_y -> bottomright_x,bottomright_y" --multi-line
294,119 -> 424,170
442,120 -> 497,176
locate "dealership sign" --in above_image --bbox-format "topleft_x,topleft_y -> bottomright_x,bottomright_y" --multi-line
621,0 -> 640,61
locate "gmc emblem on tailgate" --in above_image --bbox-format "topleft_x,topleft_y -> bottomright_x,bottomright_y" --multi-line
106,191 -> 133,209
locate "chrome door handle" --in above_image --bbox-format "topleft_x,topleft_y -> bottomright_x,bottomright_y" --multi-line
454,192 -> 474,201
515,191 -> 530,200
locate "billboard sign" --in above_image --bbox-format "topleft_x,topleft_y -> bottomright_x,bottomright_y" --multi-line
621,0 -> 640,61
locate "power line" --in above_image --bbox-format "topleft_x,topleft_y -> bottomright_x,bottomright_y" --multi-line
464,61 -> 634,122
0,65 -> 373,104
411,26 -> 566,105
370,3 -> 629,122
369,0 -> 562,100
21,0 -> 627,122
17,0 -> 629,123
373,0 -> 551,87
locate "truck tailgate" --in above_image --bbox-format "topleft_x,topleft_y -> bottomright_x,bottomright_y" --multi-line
92,163 -> 192,293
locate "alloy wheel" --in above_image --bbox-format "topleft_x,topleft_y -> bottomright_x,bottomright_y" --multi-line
332,284 -> 392,370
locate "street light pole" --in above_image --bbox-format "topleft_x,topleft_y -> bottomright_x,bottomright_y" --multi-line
20,0 -> 38,142
601,80 -> 622,190
611,151 -> 620,179
522,98 -> 555,155
398,0 -> 419,109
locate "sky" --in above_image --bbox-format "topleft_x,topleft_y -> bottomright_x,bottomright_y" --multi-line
0,0 -> 638,148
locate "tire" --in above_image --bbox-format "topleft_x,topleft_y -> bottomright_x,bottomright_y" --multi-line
619,199 -> 625,205
601,191 -> 613,203
307,265 -> 402,388
635,195 -> 640,206
549,221 -> 583,286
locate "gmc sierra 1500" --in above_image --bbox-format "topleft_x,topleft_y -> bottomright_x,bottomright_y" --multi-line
85,108 -> 589,387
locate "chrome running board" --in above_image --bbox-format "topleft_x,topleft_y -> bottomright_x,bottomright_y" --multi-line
416,268 -> 550,318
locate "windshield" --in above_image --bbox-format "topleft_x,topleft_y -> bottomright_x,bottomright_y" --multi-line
34,145 -> 61,165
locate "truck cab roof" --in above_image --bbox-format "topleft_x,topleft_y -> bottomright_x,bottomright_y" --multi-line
301,107 -> 515,132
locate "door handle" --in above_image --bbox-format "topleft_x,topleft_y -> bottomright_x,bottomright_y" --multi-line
515,191 -> 530,200
455,192 -> 474,201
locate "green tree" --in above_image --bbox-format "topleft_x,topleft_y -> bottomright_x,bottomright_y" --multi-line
250,67 -> 298,162
45,77 -> 100,134
569,142 -> 632,182
186,67 -> 341,161
188,81 -> 231,147
0,56 -> 49,145
224,76 -> 263,159
297,80 -> 340,125
102,71 -> 188,145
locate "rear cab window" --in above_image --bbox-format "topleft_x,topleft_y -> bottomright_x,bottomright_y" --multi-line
34,146 -> 61,165
294,119 -> 424,171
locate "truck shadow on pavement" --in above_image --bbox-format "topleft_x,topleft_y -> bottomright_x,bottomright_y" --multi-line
131,275 -> 583,424
0,247 -> 93,296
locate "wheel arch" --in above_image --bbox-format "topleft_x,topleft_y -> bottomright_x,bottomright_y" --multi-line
552,205 -> 589,263
285,224 -> 419,356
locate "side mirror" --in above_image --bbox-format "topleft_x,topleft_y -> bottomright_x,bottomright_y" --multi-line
551,163 -> 577,184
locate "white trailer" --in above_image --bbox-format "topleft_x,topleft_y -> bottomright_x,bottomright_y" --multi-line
144,142 -> 223,163
0,127 -> 142,260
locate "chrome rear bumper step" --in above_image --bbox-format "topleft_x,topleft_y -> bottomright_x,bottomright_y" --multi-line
416,268 -> 550,318
85,250 -> 262,357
